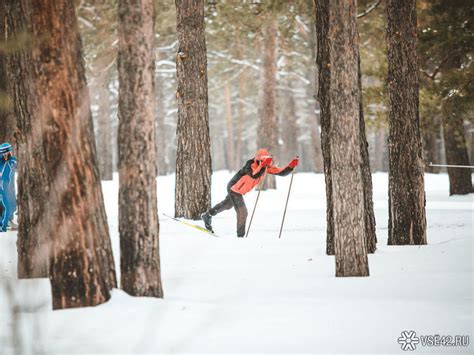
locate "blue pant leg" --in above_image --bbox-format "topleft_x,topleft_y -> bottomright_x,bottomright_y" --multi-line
0,192 -> 7,231
6,188 -> 16,222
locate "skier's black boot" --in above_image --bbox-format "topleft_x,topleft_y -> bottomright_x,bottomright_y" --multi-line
201,212 -> 214,233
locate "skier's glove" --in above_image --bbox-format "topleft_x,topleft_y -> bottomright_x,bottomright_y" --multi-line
261,156 -> 273,167
288,157 -> 299,169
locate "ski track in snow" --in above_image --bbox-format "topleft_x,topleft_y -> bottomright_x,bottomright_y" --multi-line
0,172 -> 472,354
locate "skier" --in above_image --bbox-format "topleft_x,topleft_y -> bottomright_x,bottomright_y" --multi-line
0,143 -> 17,232
201,148 -> 299,237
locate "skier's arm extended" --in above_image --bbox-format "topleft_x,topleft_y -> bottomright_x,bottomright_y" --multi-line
267,165 -> 293,176
267,157 -> 299,176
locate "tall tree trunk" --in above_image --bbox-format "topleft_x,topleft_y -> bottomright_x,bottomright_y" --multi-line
235,81 -> 244,167
97,83 -> 113,180
281,81 -> 298,164
258,18 -> 277,190
235,45 -> 246,168
468,124 -> 474,166
358,54 -> 377,254
387,0 -> 427,245
315,0 -> 335,255
308,96 -> 324,173
374,127 -> 387,172
155,52 -> 169,176
224,83 -> 236,171
6,0 -> 117,308
328,0 -> 369,277
422,129 -> 439,173
441,98 -> 472,195
308,11 -> 324,173
421,111 -> 441,173
1,1 -> 13,224
118,0 -> 163,297
5,0 -> 49,279
0,58 -> 12,143
174,0 -> 212,219
0,3 -> 15,146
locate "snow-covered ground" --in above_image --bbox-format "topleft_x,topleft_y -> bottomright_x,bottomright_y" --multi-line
0,172 -> 472,354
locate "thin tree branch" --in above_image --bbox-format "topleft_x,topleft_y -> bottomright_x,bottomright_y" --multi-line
357,0 -> 382,19
421,48 -> 466,81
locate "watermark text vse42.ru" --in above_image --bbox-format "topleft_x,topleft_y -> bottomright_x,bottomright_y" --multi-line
398,330 -> 470,351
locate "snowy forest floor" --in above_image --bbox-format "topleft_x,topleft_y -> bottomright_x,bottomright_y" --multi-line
1,172 -> 473,354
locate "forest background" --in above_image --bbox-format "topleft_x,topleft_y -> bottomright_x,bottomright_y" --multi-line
2,0 -> 466,179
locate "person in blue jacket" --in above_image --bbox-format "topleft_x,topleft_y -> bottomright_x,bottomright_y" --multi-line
0,143 -> 17,232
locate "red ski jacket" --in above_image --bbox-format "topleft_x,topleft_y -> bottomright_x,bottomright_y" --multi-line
227,148 -> 293,195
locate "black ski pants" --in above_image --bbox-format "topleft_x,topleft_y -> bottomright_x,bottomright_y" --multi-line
209,191 -> 248,237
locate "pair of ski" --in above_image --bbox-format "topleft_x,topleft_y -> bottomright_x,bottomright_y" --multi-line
162,213 -> 220,238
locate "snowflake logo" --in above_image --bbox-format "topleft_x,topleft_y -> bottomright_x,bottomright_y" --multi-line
398,330 -> 420,351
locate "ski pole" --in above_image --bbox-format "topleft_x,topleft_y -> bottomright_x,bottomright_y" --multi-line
245,174 -> 267,238
278,166 -> 296,239
429,162 -> 474,169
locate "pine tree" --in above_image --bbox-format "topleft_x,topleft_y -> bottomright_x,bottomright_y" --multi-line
386,0 -> 427,245
280,79 -> 298,164
327,0 -> 369,276
117,0 -> 163,297
224,82 -> 236,171
419,0 -> 473,195
307,11 -> 324,173
441,97 -> 472,195
258,18 -> 278,190
0,1 -> 15,146
316,0 -> 376,256
315,0 -> 335,255
97,82 -> 113,180
358,54 -> 377,254
174,0 -> 212,219
5,0 -> 117,308
155,52 -> 170,176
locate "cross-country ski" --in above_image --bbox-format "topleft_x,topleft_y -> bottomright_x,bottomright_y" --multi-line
162,213 -> 220,237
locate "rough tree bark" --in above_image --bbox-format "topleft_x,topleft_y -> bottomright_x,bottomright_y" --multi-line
441,98 -> 472,195
0,60 -> 14,144
329,0 -> 369,277
315,0 -> 335,255
118,0 -> 163,297
6,0 -> 117,308
0,1 -> 14,222
235,44 -> 247,168
174,0 -> 212,219
358,54 -> 377,254
308,11 -> 324,173
422,127 -> 441,173
155,51 -> 169,176
387,0 -> 427,245
374,128 -> 388,172
5,0 -> 49,279
307,90 -> 324,173
0,3 -> 15,146
316,0 -> 375,257
97,83 -> 113,180
281,80 -> 298,164
258,18 -> 278,190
